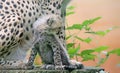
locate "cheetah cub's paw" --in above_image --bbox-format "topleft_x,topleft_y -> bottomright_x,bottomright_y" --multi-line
40,64 -> 55,70
40,64 -> 65,70
64,60 -> 84,70
70,60 -> 84,69
55,65 -> 65,70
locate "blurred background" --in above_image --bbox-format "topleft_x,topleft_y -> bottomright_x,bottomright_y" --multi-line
66,0 -> 120,73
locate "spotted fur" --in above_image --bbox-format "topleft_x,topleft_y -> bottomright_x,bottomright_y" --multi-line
0,0 -> 84,70
0,0 -> 42,69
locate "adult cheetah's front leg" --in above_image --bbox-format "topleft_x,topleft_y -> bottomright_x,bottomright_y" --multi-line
0,14 -> 33,70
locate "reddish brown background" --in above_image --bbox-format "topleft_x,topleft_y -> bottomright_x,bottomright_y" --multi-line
66,0 -> 120,73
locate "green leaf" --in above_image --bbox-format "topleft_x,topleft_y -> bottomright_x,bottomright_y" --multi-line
79,49 -> 96,61
80,49 -> 95,55
67,6 -> 75,10
109,48 -> 120,56
67,24 -> 83,30
85,26 -> 91,31
75,36 -> 84,41
67,17 -> 101,30
66,35 -> 72,40
89,17 -> 101,24
87,27 -> 114,36
82,20 -> 90,26
82,17 -> 101,26
67,43 -> 75,48
68,45 -> 80,58
94,46 -> 109,53
75,36 -> 92,43
95,29 -> 111,36
66,6 -> 75,16
66,11 -> 75,16
86,31 -> 106,36
82,54 -> 96,61
95,31 -> 107,36
84,37 -> 92,43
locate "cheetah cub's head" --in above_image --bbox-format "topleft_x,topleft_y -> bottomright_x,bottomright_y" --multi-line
33,15 -> 62,33
33,15 -> 62,43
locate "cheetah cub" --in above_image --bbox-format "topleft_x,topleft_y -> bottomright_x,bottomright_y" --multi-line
31,14 -> 84,70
